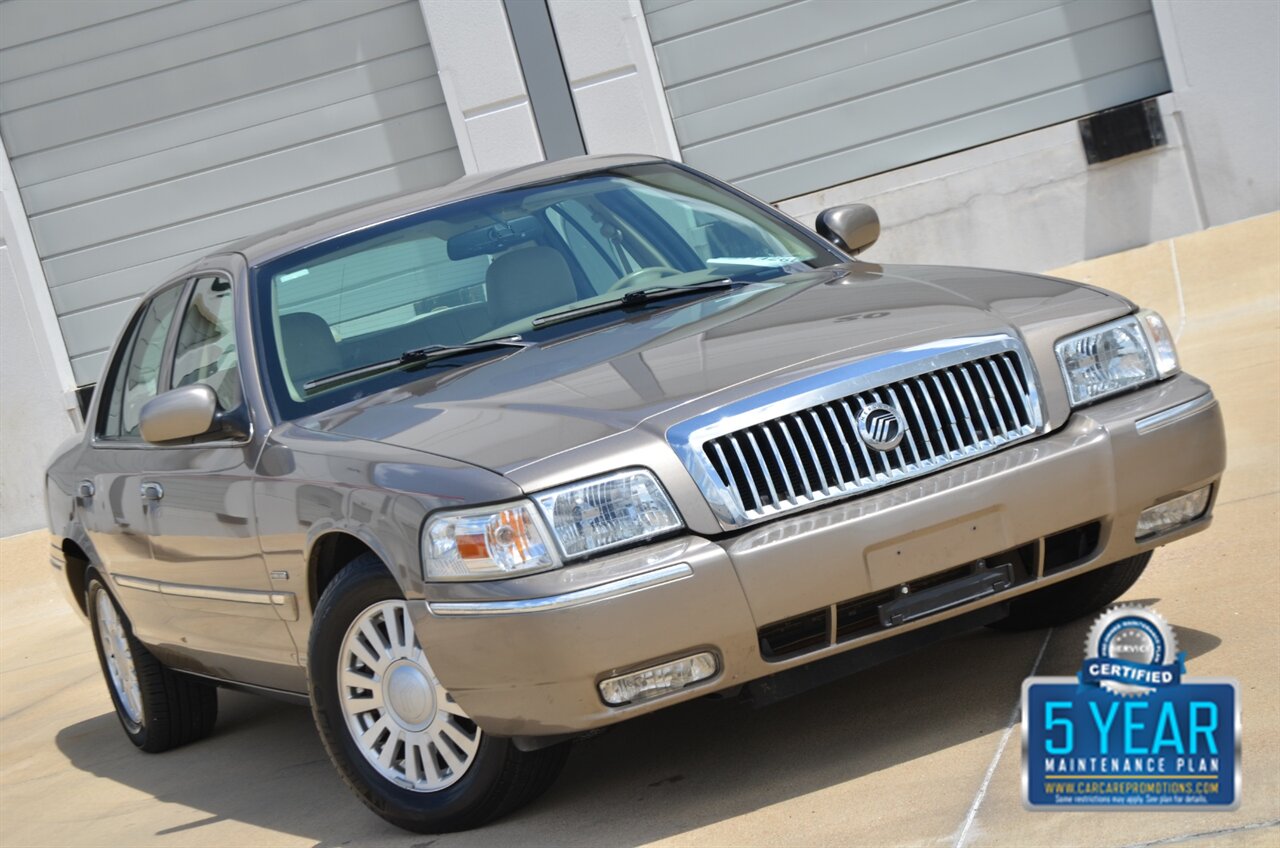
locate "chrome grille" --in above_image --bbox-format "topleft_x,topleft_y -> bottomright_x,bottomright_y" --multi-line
670,338 -> 1043,526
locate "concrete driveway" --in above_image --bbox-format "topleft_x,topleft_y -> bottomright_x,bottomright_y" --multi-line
2,214 -> 1276,847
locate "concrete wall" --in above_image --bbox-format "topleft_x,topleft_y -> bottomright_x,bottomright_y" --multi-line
1153,0 -> 1280,227
774,0 -> 1279,272
1,185 -> 78,536
419,0 -> 543,172
427,0 -> 680,166
547,0 -> 679,160
775,94 -> 1204,272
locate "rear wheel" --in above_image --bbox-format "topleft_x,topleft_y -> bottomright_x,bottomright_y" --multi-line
308,555 -> 568,833
992,552 -> 1152,631
87,577 -> 218,752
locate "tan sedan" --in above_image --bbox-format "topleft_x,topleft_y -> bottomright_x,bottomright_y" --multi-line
46,155 -> 1225,832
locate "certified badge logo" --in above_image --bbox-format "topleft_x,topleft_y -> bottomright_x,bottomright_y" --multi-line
1082,606 -> 1184,696
1022,605 -> 1240,809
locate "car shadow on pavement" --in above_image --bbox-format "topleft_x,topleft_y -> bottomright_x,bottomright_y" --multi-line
54,616 -> 1225,847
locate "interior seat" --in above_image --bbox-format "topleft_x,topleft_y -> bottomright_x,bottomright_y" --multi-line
279,312 -> 342,393
485,246 -> 578,328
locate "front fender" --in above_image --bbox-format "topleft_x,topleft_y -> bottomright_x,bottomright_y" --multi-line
253,424 -> 524,657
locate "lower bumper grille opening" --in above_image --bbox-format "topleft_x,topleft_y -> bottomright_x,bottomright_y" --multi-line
833,588 -> 898,639
758,608 -> 830,660
1043,521 -> 1102,573
757,544 -> 1037,661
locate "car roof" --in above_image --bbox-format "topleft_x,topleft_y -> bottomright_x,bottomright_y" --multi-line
222,152 -> 668,268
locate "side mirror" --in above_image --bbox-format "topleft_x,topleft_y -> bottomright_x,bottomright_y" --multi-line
139,384 -> 236,444
815,204 -> 880,256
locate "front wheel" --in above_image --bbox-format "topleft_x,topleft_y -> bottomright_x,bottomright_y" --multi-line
991,552 -> 1152,631
308,555 -> 568,833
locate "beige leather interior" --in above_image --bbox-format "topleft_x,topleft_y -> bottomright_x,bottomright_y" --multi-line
280,312 -> 342,392
484,246 -> 577,327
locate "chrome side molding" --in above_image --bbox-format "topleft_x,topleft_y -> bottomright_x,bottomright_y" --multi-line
112,573 -> 299,621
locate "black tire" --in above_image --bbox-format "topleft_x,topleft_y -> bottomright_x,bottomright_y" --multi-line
86,576 -> 218,752
991,552 -> 1152,631
307,554 -> 568,833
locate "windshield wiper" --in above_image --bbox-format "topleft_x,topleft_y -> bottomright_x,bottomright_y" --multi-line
531,279 -> 744,329
303,338 -> 530,394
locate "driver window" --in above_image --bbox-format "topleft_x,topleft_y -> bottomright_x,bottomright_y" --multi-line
172,275 -> 241,410
545,199 -> 653,293
99,284 -> 184,440
639,191 -> 777,262
545,203 -> 618,293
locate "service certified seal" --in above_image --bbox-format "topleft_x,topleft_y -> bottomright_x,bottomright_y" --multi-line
1079,605 -> 1185,696
1025,603 -> 1239,810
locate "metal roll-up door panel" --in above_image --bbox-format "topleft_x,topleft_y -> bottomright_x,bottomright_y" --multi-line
642,0 -> 1171,202
0,0 -> 465,386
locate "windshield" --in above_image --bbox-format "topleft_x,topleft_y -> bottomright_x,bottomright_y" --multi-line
254,162 -> 838,419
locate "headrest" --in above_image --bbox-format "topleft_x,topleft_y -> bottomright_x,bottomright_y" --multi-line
484,247 -> 578,327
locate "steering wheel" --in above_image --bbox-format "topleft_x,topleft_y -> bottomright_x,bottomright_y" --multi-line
606,266 -> 681,292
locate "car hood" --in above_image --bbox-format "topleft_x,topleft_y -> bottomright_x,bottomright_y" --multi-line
299,262 -> 1128,477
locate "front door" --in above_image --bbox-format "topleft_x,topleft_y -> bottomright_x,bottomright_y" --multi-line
81,271 -> 299,690
81,282 -> 187,637
136,273 -> 300,689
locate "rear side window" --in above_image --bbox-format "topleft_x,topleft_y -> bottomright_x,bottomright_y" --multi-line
98,284 -> 184,440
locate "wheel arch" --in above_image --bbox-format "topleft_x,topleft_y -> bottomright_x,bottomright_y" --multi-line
60,538 -> 93,616
307,529 -> 394,611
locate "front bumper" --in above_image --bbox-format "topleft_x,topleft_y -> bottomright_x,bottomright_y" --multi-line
410,373 -> 1225,737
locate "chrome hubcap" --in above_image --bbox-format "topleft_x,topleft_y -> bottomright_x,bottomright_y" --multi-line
96,591 -> 143,725
385,661 -> 436,731
338,600 -> 480,792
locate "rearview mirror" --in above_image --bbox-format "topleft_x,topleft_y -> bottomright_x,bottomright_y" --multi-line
139,384 -> 224,443
815,204 -> 880,256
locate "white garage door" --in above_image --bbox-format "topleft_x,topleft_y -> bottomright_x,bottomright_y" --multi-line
642,0 -> 1171,202
0,0 -> 465,385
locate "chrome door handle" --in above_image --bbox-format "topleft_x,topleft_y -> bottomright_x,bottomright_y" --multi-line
139,482 -> 164,501
77,480 -> 95,499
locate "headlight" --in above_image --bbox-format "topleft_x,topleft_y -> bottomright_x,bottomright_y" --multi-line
534,469 -> 683,559
423,502 -> 558,580
1055,310 -> 1179,406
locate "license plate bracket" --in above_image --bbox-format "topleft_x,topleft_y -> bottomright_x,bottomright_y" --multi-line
878,563 -> 1014,627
